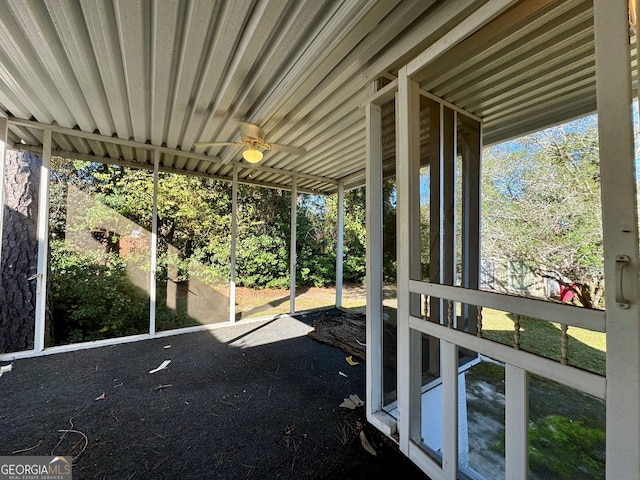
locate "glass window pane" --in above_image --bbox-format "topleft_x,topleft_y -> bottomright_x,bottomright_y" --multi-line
47,161 -> 150,344
462,353 -> 506,479
528,374 -> 605,479
156,172 -> 230,330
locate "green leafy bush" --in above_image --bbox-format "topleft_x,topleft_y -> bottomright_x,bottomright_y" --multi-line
236,234 -> 289,288
49,241 -> 149,343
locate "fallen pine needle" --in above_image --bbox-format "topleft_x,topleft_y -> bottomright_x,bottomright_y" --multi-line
155,384 -> 173,390
51,406 -> 89,462
55,429 -> 88,463
12,440 -> 41,454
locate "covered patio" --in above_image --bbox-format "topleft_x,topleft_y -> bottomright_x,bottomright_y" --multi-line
0,310 -> 426,478
1,1 -> 639,478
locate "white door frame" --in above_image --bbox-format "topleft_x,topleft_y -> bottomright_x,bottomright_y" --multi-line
594,0 -> 640,477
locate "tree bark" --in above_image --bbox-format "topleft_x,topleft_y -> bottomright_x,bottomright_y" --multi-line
0,150 -> 41,353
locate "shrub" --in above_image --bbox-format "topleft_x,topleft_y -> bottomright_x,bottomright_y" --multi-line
49,241 -> 149,343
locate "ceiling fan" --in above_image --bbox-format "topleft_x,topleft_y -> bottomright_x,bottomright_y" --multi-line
195,122 -> 306,163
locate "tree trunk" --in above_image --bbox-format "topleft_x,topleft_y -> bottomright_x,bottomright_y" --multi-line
0,150 -> 41,353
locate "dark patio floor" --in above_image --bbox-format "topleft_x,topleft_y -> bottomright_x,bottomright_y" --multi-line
0,309 -> 427,479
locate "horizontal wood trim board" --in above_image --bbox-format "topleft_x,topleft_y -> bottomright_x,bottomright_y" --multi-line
409,280 -> 606,333
409,315 -> 606,399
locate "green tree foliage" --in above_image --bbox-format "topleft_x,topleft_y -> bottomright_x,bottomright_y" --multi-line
382,179 -> 397,283
235,185 -> 291,288
482,119 -> 604,308
47,160 -> 368,342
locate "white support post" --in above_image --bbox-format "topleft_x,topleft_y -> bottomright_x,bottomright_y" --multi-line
0,117 -> 7,267
397,66 -> 422,454
441,108 -> 456,333
336,181 -> 344,308
149,150 -> 159,336
505,364 -> 529,480
428,100 -> 442,376
409,100 -> 422,317
366,99 -> 385,421
461,116 -> 481,333
34,129 -> 51,352
593,1 -> 640,478
290,176 -> 297,314
442,108 -> 456,292
441,340 -> 459,477
230,166 -> 238,323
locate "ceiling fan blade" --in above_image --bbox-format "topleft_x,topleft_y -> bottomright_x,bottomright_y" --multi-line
269,143 -> 306,155
194,141 -> 243,148
238,122 -> 264,140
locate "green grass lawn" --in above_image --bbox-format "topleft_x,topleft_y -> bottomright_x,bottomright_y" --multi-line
481,308 -> 606,376
234,286 -> 606,376
235,284 -> 368,319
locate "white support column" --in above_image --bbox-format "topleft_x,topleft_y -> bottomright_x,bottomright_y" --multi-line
230,166 -> 238,323
505,364 -> 529,480
289,176 -> 297,314
441,340 -> 459,477
34,129 -> 51,352
442,108 -> 456,292
428,101 -> 442,376
397,66 -> 423,454
441,108 -> 456,333
409,101 -> 422,316
461,116 -> 481,333
0,117 -> 7,266
594,1 -> 640,478
336,181 -> 344,308
149,150 -> 159,336
366,99 -> 384,421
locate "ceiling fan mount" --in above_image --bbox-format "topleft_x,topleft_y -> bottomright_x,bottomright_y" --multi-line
195,122 -> 305,164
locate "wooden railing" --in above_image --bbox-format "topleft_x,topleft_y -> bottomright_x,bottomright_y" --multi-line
410,280 -> 606,399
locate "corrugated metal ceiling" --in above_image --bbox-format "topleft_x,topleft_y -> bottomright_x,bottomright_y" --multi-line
0,0 -> 623,194
413,0 -> 611,146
